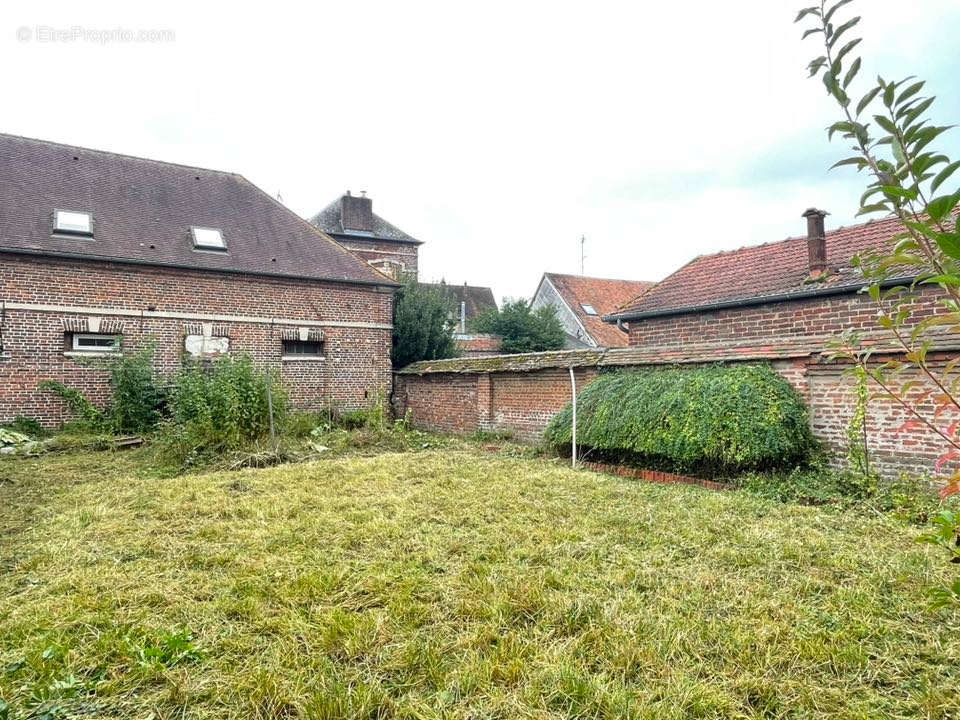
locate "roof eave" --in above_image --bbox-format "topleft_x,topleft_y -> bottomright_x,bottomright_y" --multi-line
329,231 -> 424,246
603,276 -> 916,322
0,246 -> 402,289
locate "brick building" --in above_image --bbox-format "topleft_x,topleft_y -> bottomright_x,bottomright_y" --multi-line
531,273 -> 654,348
0,134 -> 398,426
396,210 -> 960,477
310,192 -> 422,280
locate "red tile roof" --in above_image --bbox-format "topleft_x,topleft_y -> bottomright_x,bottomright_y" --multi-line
544,273 -> 655,347
612,215 -> 909,319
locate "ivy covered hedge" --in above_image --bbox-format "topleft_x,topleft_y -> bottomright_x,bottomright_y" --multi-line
545,364 -> 816,476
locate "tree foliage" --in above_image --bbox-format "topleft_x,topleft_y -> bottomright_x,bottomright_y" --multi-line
392,280 -> 459,369
797,0 -> 960,604
545,365 -> 815,476
471,299 -> 566,354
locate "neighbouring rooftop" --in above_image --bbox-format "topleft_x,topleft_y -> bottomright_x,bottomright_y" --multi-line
610,213 -> 912,320
541,273 -> 655,347
309,192 -> 423,245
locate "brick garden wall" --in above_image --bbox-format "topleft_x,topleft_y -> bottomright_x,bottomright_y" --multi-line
0,255 -> 394,426
395,358 -> 954,477
396,280 -> 960,480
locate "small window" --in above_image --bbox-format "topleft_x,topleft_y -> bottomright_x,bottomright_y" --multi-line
54,209 -> 93,236
72,333 -> 121,353
282,339 -> 324,358
191,227 -> 226,250
581,303 -> 598,316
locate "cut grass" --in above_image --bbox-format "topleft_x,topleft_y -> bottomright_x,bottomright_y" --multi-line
0,446 -> 958,718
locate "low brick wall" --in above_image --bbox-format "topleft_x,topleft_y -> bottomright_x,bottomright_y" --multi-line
393,348 -> 959,478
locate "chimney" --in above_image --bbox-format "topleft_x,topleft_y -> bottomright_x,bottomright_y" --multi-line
802,208 -> 829,274
341,191 -> 373,232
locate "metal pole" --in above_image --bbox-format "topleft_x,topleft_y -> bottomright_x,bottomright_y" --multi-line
266,373 -> 276,449
569,366 -> 577,468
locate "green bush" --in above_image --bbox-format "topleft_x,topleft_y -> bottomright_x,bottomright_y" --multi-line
37,346 -> 165,434
545,364 -> 815,476
108,346 -> 165,433
168,354 -> 286,451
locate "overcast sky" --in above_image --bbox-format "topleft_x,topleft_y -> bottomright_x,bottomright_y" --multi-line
4,1 -> 959,303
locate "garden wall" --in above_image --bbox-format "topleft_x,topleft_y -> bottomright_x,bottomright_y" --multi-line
393,347 -> 957,478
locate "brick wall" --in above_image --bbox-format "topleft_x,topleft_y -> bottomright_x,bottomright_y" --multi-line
336,238 -> 419,278
0,255 -> 393,425
628,286 -> 943,348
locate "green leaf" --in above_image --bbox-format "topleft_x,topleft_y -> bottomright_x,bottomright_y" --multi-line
807,56 -> 828,77
896,80 -> 925,107
828,16 -> 860,48
856,86 -> 881,116
927,194 -> 959,223
823,0 -> 855,24
843,57 -> 861,89
902,96 -> 936,126
802,27 -> 823,40
857,203 -> 890,216
935,232 -> 960,260
827,120 -> 854,140
931,160 -> 960,193
795,6 -> 821,22
835,38 -> 861,65
830,156 -> 867,170
883,82 -> 895,108
873,114 -> 899,136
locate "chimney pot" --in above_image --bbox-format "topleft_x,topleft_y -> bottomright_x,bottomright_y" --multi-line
802,208 -> 829,273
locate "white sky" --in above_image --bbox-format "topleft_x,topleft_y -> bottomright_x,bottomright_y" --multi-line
4,1 -> 959,303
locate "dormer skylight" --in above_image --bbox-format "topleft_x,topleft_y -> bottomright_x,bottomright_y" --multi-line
54,209 -> 93,236
191,227 -> 226,251
581,303 -> 598,316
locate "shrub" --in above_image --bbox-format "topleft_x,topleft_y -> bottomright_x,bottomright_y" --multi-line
168,354 -> 286,451
37,346 -> 165,434
545,364 -> 815,476
392,280 -> 459,368
471,299 -> 565,353
108,346 -> 165,433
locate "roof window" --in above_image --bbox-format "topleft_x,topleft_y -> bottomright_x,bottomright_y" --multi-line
54,209 -> 93,236
581,303 -> 598,315
191,227 -> 226,251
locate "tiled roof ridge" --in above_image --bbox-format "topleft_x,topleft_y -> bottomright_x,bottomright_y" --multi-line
0,131 -> 240,179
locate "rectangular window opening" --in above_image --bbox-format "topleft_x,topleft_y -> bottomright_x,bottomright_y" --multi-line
71,333 -> 121,353
191,226 -> 226,250
282,339 -> 324,358
54,209 -> 93,236
581,303 -> 598,315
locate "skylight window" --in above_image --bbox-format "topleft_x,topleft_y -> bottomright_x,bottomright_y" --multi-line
191,227 -> 226,250
581,303 -> 598,316
54,210 -> 93,236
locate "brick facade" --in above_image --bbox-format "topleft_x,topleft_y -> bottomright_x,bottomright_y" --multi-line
0,255 -> 394,426
336,237 -> 419,279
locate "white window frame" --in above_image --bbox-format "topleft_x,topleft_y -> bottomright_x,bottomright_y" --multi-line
71,333 -> 122,354
581,303 -> 598,316
191,226 -> 227,251
54,209 -> 94,236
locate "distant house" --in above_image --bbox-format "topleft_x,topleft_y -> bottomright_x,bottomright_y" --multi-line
531,273 -> 654,348
309,192 -> 422,280
423,281 -> 500,357
423,281 -> 498,333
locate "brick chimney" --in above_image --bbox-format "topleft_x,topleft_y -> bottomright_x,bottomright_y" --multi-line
340,190 -> 373,232
802,208 -> 829,274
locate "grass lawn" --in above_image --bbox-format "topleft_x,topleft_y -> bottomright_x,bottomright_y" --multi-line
1,446 -> 958,719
